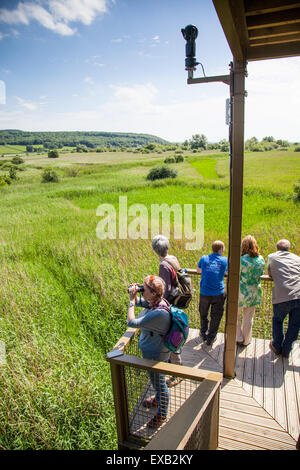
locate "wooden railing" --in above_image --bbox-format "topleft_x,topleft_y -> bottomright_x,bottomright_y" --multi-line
106,328 -> 222,450
106,271 -> 284,450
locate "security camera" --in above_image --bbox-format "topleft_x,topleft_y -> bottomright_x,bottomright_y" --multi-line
181,24 -> 199,71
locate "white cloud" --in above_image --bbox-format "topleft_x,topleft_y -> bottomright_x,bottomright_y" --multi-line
15,96 -> 48,110
0,0 -> 110,36
85,55 -> 105,67
84,76 -> 95,85
245,57 -> 300,141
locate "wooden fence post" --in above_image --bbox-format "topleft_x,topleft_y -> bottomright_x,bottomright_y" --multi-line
110,362 -> 129,449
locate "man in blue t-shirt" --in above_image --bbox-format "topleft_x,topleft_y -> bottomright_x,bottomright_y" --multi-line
197,240 -> 228,345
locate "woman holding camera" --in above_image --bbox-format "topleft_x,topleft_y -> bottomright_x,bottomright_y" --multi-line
127,275 -> 171,428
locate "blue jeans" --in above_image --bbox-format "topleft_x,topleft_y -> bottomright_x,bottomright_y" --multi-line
149,371 -> 169,418
272,299 -> 300,355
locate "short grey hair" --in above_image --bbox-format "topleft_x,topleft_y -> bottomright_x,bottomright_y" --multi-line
276,239 -> 290,251
152,234 -> 169,257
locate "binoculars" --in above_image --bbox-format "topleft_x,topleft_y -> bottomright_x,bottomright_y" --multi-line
128,284 -> 144,293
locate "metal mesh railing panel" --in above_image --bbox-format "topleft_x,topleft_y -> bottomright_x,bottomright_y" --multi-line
124,363 -> 202,443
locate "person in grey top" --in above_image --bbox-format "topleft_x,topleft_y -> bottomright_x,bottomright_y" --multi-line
267,239 -> 300,357
152,235 -> 183,387
127,275 -> 171,428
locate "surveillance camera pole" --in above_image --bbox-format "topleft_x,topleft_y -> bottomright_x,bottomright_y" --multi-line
182,25 -> 248,378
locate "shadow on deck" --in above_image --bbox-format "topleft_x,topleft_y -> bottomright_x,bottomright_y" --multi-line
183,329 -> 300,450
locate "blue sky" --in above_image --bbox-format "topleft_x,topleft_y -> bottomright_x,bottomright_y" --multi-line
0,0 -> 300,143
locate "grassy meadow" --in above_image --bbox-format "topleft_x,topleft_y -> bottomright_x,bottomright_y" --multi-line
0,147 -> 299,449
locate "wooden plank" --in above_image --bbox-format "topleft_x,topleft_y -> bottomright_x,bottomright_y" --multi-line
245,0 -> 300,16
220,407 -> 280,430
247,40 -> 300,61
221,383 -> 250,396
283,354 -> 300,440
291,345 -> 300,433
220,409 -> 293,439
234,342 -> 247,386
253,337 -> 264,405
218,436 -> 264,450
219,426 -> 295,450
247,9 -> 300,29
242,339 -> 255,396
274,356 -> 288,431
248,23 -> 300,39
220,398 -> 275,419
212,0 -> 246,59
263,339 -> 275,417
221,392 -> 262,408
220,417 -> 296,448
249,32 -> 300,46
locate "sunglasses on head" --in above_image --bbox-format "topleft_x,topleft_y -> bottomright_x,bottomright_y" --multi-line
144,275 -> 156,292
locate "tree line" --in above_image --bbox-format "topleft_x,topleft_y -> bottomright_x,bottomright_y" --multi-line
0,130 -> 169,149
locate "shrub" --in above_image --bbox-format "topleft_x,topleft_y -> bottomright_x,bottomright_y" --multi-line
64,166 -> 79,178
42,168 -> 59,183
293,181 -> 300,202
9,166 -> 17,180
11,156 -> 24,165
48,149 -> 59,159
146,165 -> 177,181
164,157 -> 176,164
175,155 -> 184,163
294,146 -> 300,152
0,175 -> 12,186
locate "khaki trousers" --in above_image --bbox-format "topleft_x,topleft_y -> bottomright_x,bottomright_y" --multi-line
236,306 -> 256,345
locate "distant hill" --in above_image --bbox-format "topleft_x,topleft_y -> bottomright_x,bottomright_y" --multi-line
0,130 -> 169,149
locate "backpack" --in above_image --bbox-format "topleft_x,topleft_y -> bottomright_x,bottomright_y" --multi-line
164,258 -> 193,309
159,304 -> 189,353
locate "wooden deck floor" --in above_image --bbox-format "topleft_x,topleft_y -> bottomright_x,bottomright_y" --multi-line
181,329 -> 299,450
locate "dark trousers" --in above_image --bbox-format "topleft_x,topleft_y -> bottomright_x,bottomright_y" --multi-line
199,293 -> 226,341
272,299 -> 300,356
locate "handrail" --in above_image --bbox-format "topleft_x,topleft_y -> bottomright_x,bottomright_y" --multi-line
107,352 -> 222,383
186,268 -> 272,281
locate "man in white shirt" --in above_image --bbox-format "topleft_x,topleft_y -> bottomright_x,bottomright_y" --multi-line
267,239 -> 300,357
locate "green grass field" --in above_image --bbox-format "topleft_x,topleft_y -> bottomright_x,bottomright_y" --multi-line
0,148 -> 299,449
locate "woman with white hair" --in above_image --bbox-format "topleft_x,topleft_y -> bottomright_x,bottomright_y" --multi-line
152,235 -> 183,387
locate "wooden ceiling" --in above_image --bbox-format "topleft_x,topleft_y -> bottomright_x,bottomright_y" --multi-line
213,0 -> 300,61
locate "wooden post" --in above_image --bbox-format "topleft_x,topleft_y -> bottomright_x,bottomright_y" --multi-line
223,58 -> 247,378
208,383 -> 220,449
110,362 -> 130,449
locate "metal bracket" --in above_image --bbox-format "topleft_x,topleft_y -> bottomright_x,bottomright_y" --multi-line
187,74 -> 231,86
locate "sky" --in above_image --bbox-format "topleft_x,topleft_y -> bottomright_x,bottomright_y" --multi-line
0,0 -> 300,143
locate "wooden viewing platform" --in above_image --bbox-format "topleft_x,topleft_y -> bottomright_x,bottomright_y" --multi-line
180,329 -> 299,450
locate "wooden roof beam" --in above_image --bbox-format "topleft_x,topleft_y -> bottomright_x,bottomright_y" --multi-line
245,0 -> 300,16
249,32 -> 300,46
247,40 -> 300,60
213,0 -> 248,60
249,24 -> 300,40
247,8 -> 300,29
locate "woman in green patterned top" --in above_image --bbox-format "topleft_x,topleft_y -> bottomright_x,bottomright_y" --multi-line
236,236 -> 265,346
